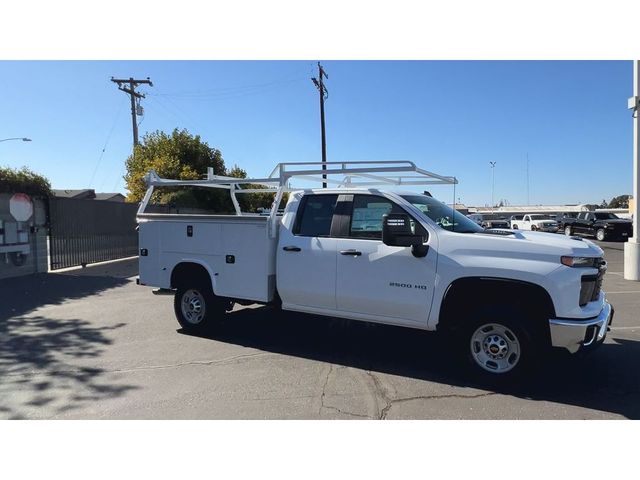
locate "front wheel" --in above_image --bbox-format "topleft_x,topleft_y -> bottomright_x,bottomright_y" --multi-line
596,228 -> 606,241
531,225 -> 538,231
460,315 -> 535,382
174,283 -> 226,332
564,225 -> 572,236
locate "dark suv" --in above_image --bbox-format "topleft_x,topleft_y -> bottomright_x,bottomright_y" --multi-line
563,211 -> 633,241
556,212 -> 579,231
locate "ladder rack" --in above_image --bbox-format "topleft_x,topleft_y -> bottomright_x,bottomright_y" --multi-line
139,161 -> 458,236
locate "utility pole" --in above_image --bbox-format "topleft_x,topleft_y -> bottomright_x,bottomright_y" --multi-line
311,63 -> 328,188
625,60 -> 640,281
110,77 -> 153,147
526,152 -> 530,205
489,161 -> 496,211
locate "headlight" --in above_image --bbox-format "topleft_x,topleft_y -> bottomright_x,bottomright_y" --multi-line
561,256 -> 599,267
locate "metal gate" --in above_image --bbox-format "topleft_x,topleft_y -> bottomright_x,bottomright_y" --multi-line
48,197 -> 139,270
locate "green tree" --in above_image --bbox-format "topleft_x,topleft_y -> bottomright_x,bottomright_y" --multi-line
124,128 -> 225,202
0,166 -> 52,197
608,195 -> 630,209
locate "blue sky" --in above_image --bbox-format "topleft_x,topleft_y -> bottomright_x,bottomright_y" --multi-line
0,60 -> 633,206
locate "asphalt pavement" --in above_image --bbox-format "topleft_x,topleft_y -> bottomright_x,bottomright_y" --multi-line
1,240 -> 639,419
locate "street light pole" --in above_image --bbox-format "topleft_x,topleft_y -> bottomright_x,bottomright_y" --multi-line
625,60 -> 640,281
490,161 -> 496,211
0,137 -> 32,143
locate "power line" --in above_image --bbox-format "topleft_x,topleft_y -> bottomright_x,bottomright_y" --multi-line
151,76 -> 306,99
146,95 -> 197,133
88,96 -> 127,188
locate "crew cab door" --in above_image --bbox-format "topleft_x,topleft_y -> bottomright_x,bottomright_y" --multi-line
276,194 -> 339,310
575,212 -> 590,233
522,215 -> 532,230
334,194 -> 437,325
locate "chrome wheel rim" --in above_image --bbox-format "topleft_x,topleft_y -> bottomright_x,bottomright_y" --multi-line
181,289 -> 206,324
470,323 -> 521,374
596,230 -> 605,241
564,226 -> 571,236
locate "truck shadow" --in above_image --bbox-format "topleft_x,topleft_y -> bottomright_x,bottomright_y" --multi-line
182,306 -> 640,419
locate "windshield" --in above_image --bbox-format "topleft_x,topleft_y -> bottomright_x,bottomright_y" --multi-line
400,194 -> 483,233
529,214 -> 553,220
595,212 -> 619,220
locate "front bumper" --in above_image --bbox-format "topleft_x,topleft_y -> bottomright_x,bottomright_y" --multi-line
548,301 -> 613,353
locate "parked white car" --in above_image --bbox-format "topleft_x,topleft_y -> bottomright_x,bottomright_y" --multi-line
136,161 -> 612,381
511,214 -> 559,232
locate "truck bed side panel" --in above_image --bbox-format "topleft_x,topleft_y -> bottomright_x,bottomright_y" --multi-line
138,214 -> 276,302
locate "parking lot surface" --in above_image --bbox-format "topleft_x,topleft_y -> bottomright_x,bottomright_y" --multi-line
1,240 -> 639,419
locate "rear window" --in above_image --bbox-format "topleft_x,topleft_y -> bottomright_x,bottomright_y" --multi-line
294,194 -> 338,237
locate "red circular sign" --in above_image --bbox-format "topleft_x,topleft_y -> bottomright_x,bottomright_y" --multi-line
9,193 -> 34,221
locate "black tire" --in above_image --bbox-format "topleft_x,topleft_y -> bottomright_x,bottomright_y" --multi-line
596,228 -> 606,242
531,225 -> 537,231
564,225 -> 572,236
173,281 -> 226,332
458,307 -> 536,384
512,224 -> 518,229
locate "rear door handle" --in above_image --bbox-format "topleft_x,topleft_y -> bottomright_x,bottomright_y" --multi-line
282,246 -> 301,252
340,249 -> 362,256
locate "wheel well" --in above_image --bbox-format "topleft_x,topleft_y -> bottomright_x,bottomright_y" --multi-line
438,277 -> 555,335
171,262 -> 212,290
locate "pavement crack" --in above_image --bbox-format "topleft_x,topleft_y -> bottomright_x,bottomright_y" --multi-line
364,370 -> 393,420
364,368 -> 497,419
381,392 -> 497,418
318,364 -> 333,415
2,352 -> 272,378
320,404 -> 372,419
109,352 -> 273,373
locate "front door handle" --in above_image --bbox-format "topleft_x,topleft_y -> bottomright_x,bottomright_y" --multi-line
340,249 -> 362,256
282,246 -> 301,252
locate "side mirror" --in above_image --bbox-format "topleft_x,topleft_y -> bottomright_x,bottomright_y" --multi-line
382,213 -> 428,257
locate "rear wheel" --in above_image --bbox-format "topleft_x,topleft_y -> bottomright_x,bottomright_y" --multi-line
596,228 -> 606,241
564,225 -> 572,236
174,282 -> 226,332
512,224 -> 518,229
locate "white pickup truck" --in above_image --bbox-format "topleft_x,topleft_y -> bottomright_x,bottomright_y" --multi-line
136,161 -> 613,380
511,214 -> 559,232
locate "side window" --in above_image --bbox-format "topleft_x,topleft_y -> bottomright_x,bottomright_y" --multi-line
349,195 -> 418,240
294,194 -> 338,237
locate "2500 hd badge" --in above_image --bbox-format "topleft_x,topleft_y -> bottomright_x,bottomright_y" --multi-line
389,282 -> 428,290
